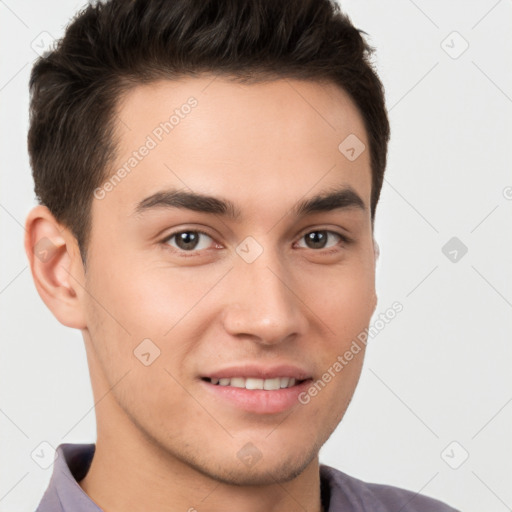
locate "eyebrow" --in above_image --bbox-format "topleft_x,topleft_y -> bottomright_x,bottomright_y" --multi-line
133,185 -> 366,220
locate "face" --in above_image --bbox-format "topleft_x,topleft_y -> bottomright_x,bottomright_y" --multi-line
81,76 -> 377,485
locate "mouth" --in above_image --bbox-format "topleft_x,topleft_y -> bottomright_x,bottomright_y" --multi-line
201,376 -> 309,390
199,376 -> 314,414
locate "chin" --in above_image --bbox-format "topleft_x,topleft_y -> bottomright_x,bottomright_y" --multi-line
191,446 -> 318,487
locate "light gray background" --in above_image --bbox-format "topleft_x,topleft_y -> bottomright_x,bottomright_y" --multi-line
1,1 -> 511,511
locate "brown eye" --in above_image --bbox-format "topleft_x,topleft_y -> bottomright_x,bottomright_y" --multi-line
298,230 -> 343,250
164,230 -> 214,252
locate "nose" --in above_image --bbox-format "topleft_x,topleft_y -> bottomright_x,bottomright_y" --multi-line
221,245 -> 307,346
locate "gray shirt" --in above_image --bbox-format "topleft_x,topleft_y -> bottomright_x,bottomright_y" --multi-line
35,443 -> 460,511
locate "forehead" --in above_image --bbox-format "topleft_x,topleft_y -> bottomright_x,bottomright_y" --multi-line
114,76 -> 368,150
101,76 -> 371,222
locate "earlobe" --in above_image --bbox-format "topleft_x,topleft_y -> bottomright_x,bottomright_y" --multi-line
24,205 -> 87,329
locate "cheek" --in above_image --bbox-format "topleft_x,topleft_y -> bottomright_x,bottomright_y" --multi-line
84,257 -> 219,383
91,254 -> 205,337
306,260 -> 375,335
83,273 -> 197,417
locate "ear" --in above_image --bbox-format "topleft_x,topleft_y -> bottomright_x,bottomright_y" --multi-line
372,238 -> 379,313
373,238 -> 380,262
24,205 -> 87,329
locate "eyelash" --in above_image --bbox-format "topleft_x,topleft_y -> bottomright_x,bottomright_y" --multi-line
160,228 -> 353,257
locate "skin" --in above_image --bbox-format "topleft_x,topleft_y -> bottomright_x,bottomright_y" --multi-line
25,76 -> 379,512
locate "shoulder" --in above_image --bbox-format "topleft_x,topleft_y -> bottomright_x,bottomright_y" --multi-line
320,464 -> 460,512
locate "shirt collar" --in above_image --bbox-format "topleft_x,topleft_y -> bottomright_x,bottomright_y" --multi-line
36,443 -> 101,512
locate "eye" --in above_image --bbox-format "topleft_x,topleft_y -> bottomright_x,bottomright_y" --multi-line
161,228 -> 352,256
296,230 -> 349,251
163,230 -> 216,252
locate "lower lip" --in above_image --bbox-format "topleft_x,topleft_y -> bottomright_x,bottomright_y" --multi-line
199,378 -> 313,414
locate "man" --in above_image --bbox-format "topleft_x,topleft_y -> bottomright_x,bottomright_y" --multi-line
24,0 -> 459,511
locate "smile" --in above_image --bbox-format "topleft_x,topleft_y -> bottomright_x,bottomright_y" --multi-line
202,376 -> 306,390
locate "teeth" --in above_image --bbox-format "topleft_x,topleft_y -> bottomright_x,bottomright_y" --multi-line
208,376 -> 300,389
230,377 -> 245,388
245,377 -> 264,389
263,377 -> 281,390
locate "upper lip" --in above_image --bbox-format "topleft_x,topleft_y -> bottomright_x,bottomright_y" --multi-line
201,363 -> 312,381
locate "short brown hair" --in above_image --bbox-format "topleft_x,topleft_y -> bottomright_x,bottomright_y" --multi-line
28,0 -> 390,265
